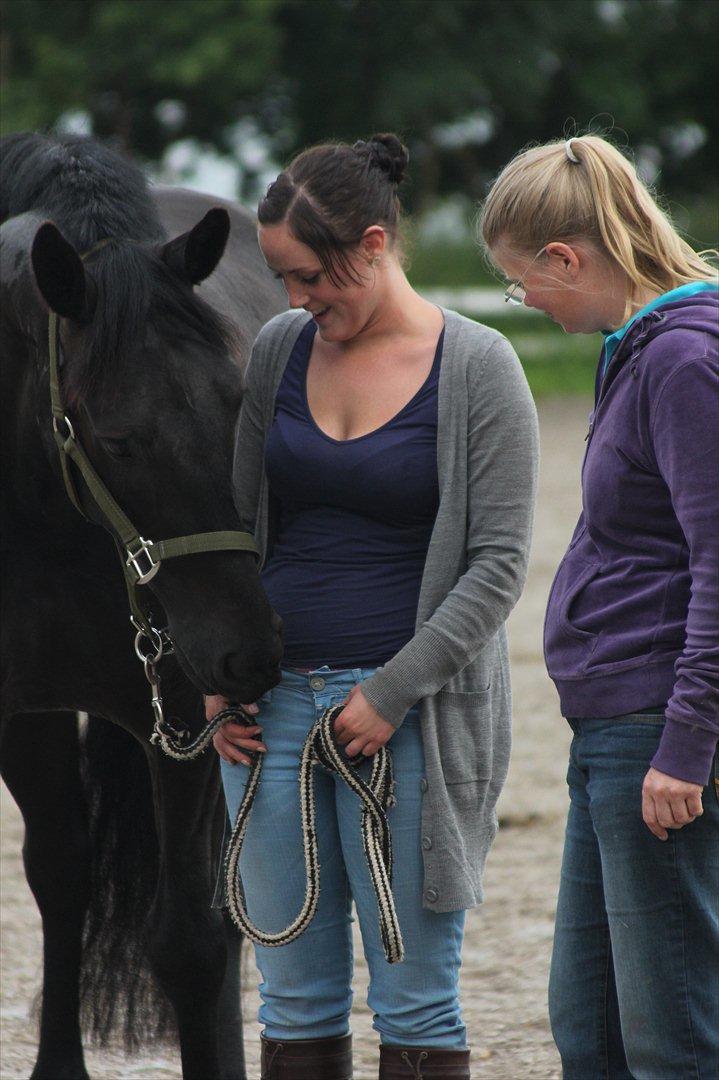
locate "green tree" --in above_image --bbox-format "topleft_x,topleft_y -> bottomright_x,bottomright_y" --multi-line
0,0 -> 281,158
1,0 -> 715,216
275,0 -> 718,210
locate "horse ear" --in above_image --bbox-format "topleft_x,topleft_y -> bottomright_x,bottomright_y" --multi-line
31,222 -> 94,323
161,208 -> 230,286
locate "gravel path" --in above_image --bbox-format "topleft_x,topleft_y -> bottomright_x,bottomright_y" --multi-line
1,395 -> 589,1079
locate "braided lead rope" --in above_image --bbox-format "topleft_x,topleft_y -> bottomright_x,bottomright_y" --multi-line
149,706 -> 244,760
313,708 -> 403,962
223,703 -> 405,964
149,701 -> 405,962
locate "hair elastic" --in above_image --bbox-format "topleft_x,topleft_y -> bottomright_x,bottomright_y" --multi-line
565,140 -> 580,163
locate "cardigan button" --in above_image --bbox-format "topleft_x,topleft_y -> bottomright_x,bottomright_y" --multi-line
425,888 -> 439,903
420,778 -> 428,792
421,836 -> 432,850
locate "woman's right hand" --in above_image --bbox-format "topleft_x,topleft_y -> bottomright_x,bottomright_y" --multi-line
205,694 -> 267,766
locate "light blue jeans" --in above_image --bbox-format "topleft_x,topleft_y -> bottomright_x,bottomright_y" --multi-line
549,713 -> 719,1079
220,665 -> 467,1046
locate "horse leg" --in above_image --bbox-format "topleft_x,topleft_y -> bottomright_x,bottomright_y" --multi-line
0,712 -> 90,1080
143,745 -> 245,1080
218,909 -> 247,1077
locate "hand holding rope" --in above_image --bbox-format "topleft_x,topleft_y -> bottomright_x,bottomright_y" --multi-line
152,702 -> 404,963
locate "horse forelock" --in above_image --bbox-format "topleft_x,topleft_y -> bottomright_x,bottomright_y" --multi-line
63,243 -> 235,409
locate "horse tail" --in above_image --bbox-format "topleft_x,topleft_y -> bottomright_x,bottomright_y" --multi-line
79,715 -> 175,1051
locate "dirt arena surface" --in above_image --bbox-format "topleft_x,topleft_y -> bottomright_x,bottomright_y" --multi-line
1,396 -> 590,1079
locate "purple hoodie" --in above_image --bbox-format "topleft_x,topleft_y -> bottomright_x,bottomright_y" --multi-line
544,291 -> 719,785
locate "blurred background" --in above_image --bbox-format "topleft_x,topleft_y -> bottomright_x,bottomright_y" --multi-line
2,0 -> 717,393
1,7 -> 717,1072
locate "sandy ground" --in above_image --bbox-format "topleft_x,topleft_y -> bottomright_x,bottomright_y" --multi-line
1,396 -> 590,1079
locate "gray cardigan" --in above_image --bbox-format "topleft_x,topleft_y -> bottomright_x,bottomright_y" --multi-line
233,308 -> 539,911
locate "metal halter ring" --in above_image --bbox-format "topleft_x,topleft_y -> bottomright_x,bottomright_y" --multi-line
134,625 -> 165,665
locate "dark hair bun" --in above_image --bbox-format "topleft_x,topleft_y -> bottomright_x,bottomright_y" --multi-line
366,133 -> 409,186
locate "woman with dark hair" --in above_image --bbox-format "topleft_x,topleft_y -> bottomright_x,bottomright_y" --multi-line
206,134 -> 538,1079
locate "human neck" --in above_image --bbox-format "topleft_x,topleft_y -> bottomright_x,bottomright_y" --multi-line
603,286 -> 662,332
356,262 -> 441,344
595,261 -> 663,333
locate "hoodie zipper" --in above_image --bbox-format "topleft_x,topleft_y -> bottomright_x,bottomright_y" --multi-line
584,311 -> 665,452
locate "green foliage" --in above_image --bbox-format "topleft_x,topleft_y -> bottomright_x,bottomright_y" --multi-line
1,0 -> 716,221
0,0 -> 281,157
406,239 -> 497,288
477,314 -> 600,397
275,0 -> 719,206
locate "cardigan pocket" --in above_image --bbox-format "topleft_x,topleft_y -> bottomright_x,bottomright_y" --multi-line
436,688 -> 493,782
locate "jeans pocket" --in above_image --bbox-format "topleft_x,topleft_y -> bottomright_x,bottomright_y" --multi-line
314,693 -> 348,733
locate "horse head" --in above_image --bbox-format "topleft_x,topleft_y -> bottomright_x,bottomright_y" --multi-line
2,207 -> 283,703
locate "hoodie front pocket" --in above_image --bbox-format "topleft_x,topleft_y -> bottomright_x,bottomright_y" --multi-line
544,558 -> 601,676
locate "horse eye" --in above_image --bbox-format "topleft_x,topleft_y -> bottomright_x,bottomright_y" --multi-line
101,437 -> 132,460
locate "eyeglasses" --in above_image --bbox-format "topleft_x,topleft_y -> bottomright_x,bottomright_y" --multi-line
504,280 -> 527,306
503,247 -> 546,306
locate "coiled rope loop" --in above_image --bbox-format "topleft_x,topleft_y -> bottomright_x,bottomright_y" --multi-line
151,703 -> 404,962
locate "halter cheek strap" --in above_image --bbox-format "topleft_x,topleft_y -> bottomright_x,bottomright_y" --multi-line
47,240 -> 260,735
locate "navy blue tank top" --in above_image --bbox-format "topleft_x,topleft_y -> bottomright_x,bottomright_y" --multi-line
261,319 -> 442,668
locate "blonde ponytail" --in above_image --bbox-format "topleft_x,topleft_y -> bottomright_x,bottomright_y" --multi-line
480,135 -> 717,300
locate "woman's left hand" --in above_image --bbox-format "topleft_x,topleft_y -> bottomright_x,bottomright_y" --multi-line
642,767 -> 704,840
333,685 -> 396,758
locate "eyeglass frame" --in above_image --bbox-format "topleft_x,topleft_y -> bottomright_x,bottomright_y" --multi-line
503,246 -> 547,306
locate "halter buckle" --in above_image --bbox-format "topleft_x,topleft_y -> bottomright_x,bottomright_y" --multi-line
126,537 -> 160,584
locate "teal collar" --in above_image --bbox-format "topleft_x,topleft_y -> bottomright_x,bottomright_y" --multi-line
601,281 -> 718,376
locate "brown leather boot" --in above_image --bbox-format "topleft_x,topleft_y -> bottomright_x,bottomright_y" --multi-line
378,1043 -> 470,1079
260,1032 -> 353,1079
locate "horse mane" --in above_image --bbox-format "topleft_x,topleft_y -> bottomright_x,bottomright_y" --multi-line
0,132 -> 164,246
0,132 -> 234,405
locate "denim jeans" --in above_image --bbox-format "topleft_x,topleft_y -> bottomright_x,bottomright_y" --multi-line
548,714 -> 719,1079
220,665 -> 467,1046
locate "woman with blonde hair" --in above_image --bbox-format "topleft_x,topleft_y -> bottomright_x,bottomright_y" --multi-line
481,134 -> 718,1079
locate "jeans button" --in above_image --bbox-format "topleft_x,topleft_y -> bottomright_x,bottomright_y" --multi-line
425,888 -> 438,903
422,836 -> 432,851
309,676 -> 326,691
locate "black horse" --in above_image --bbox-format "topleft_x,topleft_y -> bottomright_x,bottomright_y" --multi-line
0,133 -> 285,1079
